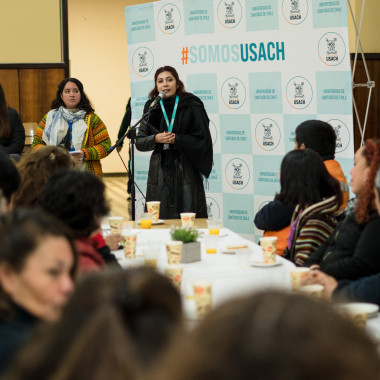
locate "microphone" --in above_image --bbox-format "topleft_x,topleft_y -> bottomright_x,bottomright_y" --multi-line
149,91 -> 166,109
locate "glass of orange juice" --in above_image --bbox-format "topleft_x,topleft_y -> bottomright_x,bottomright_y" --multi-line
207,218 -> 221,235
204,234 -> 218,254
140,212 -> 152,229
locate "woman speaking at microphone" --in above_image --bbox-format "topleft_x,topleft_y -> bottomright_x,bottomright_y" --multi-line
136,66 -> 213,219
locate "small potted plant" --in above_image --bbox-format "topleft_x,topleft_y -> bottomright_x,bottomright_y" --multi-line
170,226 -> 201,263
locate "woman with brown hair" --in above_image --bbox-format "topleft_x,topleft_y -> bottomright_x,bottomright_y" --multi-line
150,291 -> 380,380
136,66 -> 213,219
0,84 -> 25,160
306,140 -> 380,280
3,267 -> 182,380
0,209 -> 77,375
12,146 -> 75,208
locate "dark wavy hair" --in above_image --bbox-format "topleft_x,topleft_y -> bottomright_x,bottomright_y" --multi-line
0,150 -> 20,204
275,149 -> 342,209
0,208 -> 78,322
0,83 -> 11,139
37,169 -> 109,238
51,78 -> 94,113
295,120 -> 337,159
148,66 -> 187,99
355,140 -> 380,224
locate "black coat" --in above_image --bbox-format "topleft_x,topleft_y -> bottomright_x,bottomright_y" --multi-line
0,108 -> 25,155
136,93 -> 213,219
306,209 -> 380,280
0,303 -> 39,375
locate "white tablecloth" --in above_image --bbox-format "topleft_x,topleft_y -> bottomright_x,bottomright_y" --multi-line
111,227 -> 296,320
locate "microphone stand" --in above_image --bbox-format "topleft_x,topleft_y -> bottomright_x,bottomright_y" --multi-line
110,106 -> 156,221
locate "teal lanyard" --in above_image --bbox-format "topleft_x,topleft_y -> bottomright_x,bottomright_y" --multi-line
160,95 -> 179,132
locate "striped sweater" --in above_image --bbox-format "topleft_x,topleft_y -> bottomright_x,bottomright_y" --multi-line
32,112 -> 111,178
285,196 -> 343,266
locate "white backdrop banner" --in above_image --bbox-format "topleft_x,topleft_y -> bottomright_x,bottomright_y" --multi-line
125,0 -> 353,240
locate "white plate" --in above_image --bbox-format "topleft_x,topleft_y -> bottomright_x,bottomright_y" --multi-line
138,219 -> 164,225
336,303 -> 379,318
251,260 -> 282,268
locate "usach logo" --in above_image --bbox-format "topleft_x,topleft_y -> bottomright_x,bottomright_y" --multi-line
225,158 -> 250,190
328,118 -> 350,153
132,47 -> 154,77
318,32 -> 346,67
206,196 -> 221,219
217,0 -> 242,29
255,118 -> 281,151
286,76 -> 313,110
282,0 -> 309,25
221,77 -> 246,109
157,3 -> 181,34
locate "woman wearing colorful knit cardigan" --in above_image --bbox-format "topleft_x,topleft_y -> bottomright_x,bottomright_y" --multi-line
31,78 -> 111,177
282,149 -> 343,266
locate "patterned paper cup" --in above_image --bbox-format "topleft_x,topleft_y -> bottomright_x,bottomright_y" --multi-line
122,232 -> 137,259
146,201 -> 160,223
109,216 -> 124,234
260,236 -> 278,264
164,264 -> 183,291
180,212 -> 196,227
193,280 -> 212,319
290,267 -> 310,291
166,241 -> 183,264
299,284 -> 324,300
338,304 -> 368,329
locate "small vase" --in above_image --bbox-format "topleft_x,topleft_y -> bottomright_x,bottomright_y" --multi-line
181,241 -> 201,263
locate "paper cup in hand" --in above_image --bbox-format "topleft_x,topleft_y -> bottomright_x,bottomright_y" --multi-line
166,241 -> 183,264
165,264 -> 183,291
180,212 -> 196,227
146,201 -> 160,223
109,216 -> 124,234
193,280 -> 212,319
260,236 -> 277,264
299,284 -> 324,300
122,232 -> 137,259
290,267 -> 310,291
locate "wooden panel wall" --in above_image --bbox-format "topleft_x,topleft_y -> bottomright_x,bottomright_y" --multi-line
352,55 -> 380,150
0,68 -> 65,123
0,70 -> 20,112
19,68 -> 65,122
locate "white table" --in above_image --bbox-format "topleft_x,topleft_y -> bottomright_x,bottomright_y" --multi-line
111,227 -> 296,320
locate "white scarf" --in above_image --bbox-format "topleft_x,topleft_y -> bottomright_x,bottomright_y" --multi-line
42,106 -> 88,150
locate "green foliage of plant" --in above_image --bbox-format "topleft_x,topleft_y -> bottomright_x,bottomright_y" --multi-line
170,226 -> 200,243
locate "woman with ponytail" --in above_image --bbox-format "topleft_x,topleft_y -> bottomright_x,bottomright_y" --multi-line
306,140 -> 380,280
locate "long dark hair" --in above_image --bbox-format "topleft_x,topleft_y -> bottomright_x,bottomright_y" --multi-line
0,84 -> 11,139
148,66 -> 187,99
51,78 -> 94,113
275,149 -> 342,209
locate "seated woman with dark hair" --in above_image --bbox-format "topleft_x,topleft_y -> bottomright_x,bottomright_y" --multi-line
0,84 -> 25,160
306,140 -> 380,280
37,169 -> 120,273
277,149 -> 343,265
0,209 -> 77,375
4,267 -> 182,380
12,146 -> 75,208
0,150 -> 20,213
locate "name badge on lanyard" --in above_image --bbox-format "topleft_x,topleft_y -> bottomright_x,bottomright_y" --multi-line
160,95 -> 179,150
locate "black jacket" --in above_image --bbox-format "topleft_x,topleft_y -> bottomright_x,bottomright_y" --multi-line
334,273 -> 380,306
254,198 -> 295,231
0,303 -> 39,375
136,93 -> 213,219
0,108 -> 25,155
306,209 -> 380,280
